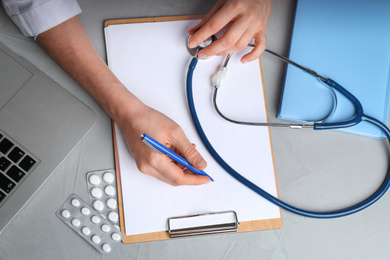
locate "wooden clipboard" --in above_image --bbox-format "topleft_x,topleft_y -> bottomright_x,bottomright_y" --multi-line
105,15 -> 283,244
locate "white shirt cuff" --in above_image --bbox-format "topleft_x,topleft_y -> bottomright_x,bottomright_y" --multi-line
7,0 -> 82,37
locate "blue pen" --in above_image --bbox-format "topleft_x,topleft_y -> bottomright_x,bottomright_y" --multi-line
140,133 -> 214,182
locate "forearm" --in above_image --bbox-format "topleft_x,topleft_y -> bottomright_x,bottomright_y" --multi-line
35,15 -> 210,186
36,16 -> 140,125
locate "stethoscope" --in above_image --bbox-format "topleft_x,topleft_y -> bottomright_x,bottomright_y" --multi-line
186,35 -> 390,218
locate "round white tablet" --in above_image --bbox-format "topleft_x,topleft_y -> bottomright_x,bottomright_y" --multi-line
102,172 -> 114,183
81,207 -> 90,215
91,215 -> 100,224
71,199 -> 80,207
61,209 -> 70,218
81,227 -> 91,235
101,224 -> 110,233
104,185 -> 115,196
102,243 -> 111,253
106,198 -> 117,209
71,218 -> 80,227
93,200 -> 104,211
108,211 -> 119,222
92,235 -> 101,244
111,232 -> 121,241
90,187 -> 102,198
89,174 -> 100,185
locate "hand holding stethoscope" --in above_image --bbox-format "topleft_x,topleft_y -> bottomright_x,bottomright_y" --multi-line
188,0 -> 274,63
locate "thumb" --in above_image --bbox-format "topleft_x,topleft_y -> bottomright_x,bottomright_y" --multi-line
172,136 -> 207,170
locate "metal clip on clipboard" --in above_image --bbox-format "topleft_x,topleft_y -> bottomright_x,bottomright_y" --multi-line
167,211 -> 239,238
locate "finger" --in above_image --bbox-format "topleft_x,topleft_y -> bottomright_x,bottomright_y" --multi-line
215,28 -> 255,56
187,6 -> 235,50
188,0 -> 227,36
169,134 -> 207,171
196,17 -> 252,58
171,143 -> 196,170
188,15 -> 214,36
157,156 -> 211,186
240,31 -> 267,64
182,168 -> 212,184
138,137 -> 209,186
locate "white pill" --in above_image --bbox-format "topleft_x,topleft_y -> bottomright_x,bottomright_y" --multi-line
111,232 -> 121,241
101,224 -> 110,233
104,185 -> 115,196
106,198 -> 117,209
81,207 -> 90,215
90,187 -> 102,198
61,209 -> 70,218
82,227 -> 91,235
89,174 -> 100,185
71,218 -> 81,227
71,199 -> 80,207
102,243 -> 111,253
108,211 -> 119,222
93,200 -> 104,211
92,235 -> 101,244
91,215 -> 101,224
103,172 -> 114,183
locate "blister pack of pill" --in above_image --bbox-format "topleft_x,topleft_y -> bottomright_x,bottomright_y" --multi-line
86,169 -> 120,229
56,194 -> 123,254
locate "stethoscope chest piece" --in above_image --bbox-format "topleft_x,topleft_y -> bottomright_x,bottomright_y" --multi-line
187,34 -> 216,59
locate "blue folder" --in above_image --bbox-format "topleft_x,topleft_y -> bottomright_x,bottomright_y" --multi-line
277,0 -> 390,139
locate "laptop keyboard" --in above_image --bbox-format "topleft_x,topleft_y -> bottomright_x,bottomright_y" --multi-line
0,130 -> 38,204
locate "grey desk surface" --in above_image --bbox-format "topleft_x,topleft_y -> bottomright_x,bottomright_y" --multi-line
1,1 -> 390,259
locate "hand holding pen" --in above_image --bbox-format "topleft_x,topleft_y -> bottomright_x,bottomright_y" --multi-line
141,133 -> 214,183
114,100 -> 210,186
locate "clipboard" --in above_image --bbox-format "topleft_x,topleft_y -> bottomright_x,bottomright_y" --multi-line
104,15 -> 283,244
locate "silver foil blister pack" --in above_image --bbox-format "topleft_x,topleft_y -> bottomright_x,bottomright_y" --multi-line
86,169 -> 120,229
56,194 -> 123,254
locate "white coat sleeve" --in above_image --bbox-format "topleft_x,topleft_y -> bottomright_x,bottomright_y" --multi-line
1,0 -> 81,37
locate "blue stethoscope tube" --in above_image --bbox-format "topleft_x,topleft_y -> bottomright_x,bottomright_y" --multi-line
186,57 -> 390,218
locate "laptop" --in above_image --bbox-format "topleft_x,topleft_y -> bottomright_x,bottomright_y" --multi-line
0,42 -> 96,232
